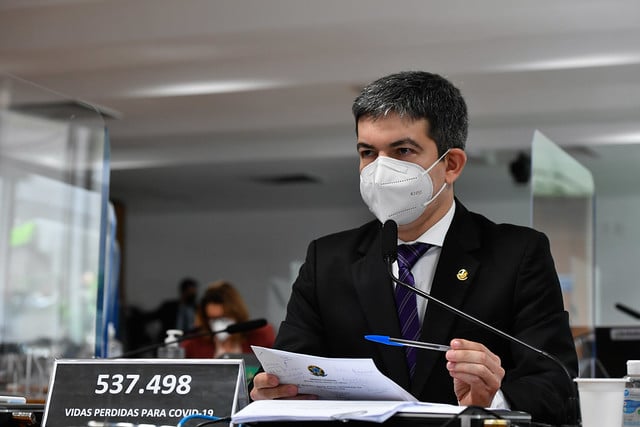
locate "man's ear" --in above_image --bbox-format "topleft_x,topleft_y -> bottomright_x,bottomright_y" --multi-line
444,148 -> 467,184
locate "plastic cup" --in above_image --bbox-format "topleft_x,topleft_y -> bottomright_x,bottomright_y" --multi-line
574,378 -> 627,427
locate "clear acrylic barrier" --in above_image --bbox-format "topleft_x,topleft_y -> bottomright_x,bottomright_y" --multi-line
0,74 -> 110,400
530,130 -> 596,375
531,130 -> 595,328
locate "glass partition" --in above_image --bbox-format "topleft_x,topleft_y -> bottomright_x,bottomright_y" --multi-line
531,130 -> 595,327
0,74 -> 111,400
530,130 -> 596,375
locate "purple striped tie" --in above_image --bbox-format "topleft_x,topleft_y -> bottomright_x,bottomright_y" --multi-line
395,242 -> 431,378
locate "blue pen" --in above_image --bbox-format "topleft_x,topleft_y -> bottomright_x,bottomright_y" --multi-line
365,334 -> 451,352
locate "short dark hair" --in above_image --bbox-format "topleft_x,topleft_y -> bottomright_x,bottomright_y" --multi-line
179,277 -> 198,293
352,71 -> 468,155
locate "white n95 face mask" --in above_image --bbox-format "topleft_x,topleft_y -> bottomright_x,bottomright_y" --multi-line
359,150 -> 449,225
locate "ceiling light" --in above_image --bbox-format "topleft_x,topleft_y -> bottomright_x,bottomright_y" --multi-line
128,80 -> 282,98
577,131 -> 640,145
600,132 -> 640,144
498,53 -> 640,72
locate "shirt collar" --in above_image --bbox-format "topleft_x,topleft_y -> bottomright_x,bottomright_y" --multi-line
399,201 -> 456,248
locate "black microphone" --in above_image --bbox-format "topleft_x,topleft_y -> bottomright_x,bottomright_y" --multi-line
116,318 -> 268,358
226,318 -> 267,334
382,219 -> 399,263
380,220 -> 578,426
615,303 -> 640,320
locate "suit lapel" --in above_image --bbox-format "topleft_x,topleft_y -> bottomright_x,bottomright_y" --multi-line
411,203 -> 481,396
351,225 -> 411,389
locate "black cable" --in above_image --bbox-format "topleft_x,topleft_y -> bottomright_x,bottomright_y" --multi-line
177,414 -> 231,427
438,406 -> 502,427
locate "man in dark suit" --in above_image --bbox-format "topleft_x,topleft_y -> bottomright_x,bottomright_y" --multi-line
147,277 -> 198,342
251,71 -> 578,425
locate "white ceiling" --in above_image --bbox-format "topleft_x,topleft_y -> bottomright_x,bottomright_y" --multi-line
2,0 -> 640,212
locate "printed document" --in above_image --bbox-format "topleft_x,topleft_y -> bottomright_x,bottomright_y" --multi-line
251,346 -> 417,401
231,400 -> 413,423
231,400 -> 466,424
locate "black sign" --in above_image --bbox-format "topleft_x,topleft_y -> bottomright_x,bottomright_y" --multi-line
42,359 -> 247,427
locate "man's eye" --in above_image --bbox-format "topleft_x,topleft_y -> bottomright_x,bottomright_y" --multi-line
359,150 -> 375,158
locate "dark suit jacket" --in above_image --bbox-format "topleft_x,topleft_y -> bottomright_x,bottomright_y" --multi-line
275,201 -> 578,425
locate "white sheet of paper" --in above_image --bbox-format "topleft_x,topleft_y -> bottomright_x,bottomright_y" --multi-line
231,400 -> 413,424
231,400 -> 466,424
251,345 -> 417,401
396,401 -> 466,414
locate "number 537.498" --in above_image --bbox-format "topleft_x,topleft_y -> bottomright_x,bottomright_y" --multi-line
94,374 -> 192,395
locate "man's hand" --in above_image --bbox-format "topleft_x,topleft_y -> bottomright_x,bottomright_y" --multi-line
250,372 -> 318,401
445,339 -> 505,407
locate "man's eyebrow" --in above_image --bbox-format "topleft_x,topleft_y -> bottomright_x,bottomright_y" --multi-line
389,138 -> 421,148
356,138 -> 421,150
356,138 -> 422,150
356,142 -> 375,151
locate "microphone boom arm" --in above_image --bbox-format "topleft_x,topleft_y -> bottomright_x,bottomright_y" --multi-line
117,329 -> 211,358
615,302 -> 640,320
116,318 -> 268,359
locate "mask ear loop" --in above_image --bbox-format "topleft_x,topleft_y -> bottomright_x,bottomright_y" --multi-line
423,148 -> 451,174
420,149 -> 451,207
422,181 -> 448,207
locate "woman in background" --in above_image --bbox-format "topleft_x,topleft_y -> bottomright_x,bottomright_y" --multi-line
182,280 -> 275,358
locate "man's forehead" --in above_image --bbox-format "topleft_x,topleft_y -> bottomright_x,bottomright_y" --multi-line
356,116 -> 431,141
357,114 -> 429,130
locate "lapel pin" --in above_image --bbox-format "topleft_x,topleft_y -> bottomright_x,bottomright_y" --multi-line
456,268 -> 469,281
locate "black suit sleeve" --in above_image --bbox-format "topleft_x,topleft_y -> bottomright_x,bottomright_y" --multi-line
274,239 -> 327,355
499,231 -> 578,424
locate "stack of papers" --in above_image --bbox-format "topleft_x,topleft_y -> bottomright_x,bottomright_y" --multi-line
232,400 -> 412,423
239,347 -> 466,424
231,400 -> 465,424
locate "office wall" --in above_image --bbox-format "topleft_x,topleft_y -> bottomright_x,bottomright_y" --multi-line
124,205 -> 371,324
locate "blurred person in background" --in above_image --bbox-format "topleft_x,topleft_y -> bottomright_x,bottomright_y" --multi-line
147,277 -> 199,342
182,280 -> 275,358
